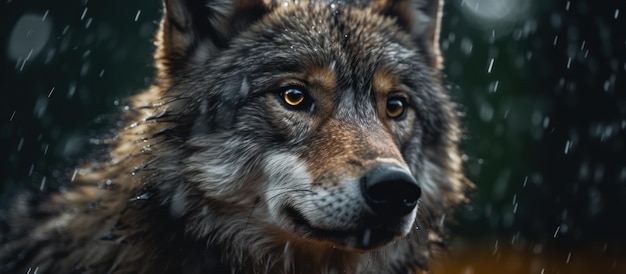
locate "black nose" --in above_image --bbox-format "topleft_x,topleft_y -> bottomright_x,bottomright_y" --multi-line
360,164 -> 421,217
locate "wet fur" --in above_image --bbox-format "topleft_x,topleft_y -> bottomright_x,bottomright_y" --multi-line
0,0 -> 469,273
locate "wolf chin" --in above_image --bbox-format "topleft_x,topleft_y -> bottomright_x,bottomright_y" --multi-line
0,0 -> 469,273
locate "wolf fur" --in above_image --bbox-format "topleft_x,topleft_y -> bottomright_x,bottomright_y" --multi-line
0,0 -> 469,273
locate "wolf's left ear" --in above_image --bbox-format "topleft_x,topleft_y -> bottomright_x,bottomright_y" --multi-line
156,0 -> 270,78
375,0 -> 443,69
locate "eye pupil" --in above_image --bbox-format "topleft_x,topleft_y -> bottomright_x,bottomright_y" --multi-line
283,89 -> 305,106
386,98 -> 406,119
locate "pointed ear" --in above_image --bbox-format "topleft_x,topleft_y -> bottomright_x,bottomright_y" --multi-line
374,0 -> 444,69
156,0 -> 270,77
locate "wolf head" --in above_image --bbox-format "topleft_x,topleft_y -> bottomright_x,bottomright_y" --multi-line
145,0 -> 467,271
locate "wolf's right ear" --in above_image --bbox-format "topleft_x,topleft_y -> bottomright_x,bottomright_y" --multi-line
156,0 -> 270,78
373,0 -> 444,69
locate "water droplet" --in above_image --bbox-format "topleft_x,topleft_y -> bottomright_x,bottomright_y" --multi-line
564,140 -> 571,154
489,80 -> 499,92
71,169 -> 78,182
8,13 -> 52,64
80,7 -> 88,21
130,192 -> 152,201
134,10 -> 142,22
85,17 -> 93,28
40,176 -> 47,191
553,225 -> 561,238
566,57 -> 572,69
553,35 -> 559,46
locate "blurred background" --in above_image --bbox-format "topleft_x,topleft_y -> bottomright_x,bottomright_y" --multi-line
1,0 -> 624,273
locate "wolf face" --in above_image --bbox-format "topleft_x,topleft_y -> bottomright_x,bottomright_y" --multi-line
0,0 -> 468,273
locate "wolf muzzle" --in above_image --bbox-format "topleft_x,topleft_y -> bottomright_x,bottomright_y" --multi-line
360,164 -> 421,218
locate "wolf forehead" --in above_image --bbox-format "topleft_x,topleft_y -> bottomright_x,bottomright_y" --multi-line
195,0 -> 436,82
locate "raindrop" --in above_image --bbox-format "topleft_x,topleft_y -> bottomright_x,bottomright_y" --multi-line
580,40 -> 586,50
542,116 -> 550,128
553,35 -> 559,46
566,252 -> 572,264
553,225 -> 560,238
85,18 -> 93,29
460,38 -> 473,55
439,214 -> 446,228
8,13 -> 52,62
18,49 -> 33,71
40,176 -> 47,191
47,86 -> 55,97
34,96 -> 48,118
564,140 -> 571,154
68,82 -> 77,98
619,167 -> 626,182
9,111 -> 16,122
615,9 -> 620,19
17,138 -> 24,152
566,57 -> 572,69
81,61 -> 90,76
80,7 -> 88,21
134,10 -> 142,22
487,58 -> 495,73
565,1 -> 570,11
129,192 -> 152,201
492,240 -> 499,255
71,169 -> 78,182
489,80 -> 499,92
479,103 -> 494,122
170,186 -> 187,217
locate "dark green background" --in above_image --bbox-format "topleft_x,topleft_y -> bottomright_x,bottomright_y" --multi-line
1,0 -> 625,254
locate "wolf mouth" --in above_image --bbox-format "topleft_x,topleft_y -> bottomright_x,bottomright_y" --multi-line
284,206 -> 400,250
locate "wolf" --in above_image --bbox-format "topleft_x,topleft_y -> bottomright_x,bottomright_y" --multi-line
0,0 -> 469,273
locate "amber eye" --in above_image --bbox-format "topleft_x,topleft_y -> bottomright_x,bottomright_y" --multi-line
277,87 -> 314,112
282,89 -> 305,106
386,97 -> 407,119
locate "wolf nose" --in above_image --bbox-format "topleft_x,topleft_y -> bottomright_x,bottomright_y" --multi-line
360,165 -> 421,217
